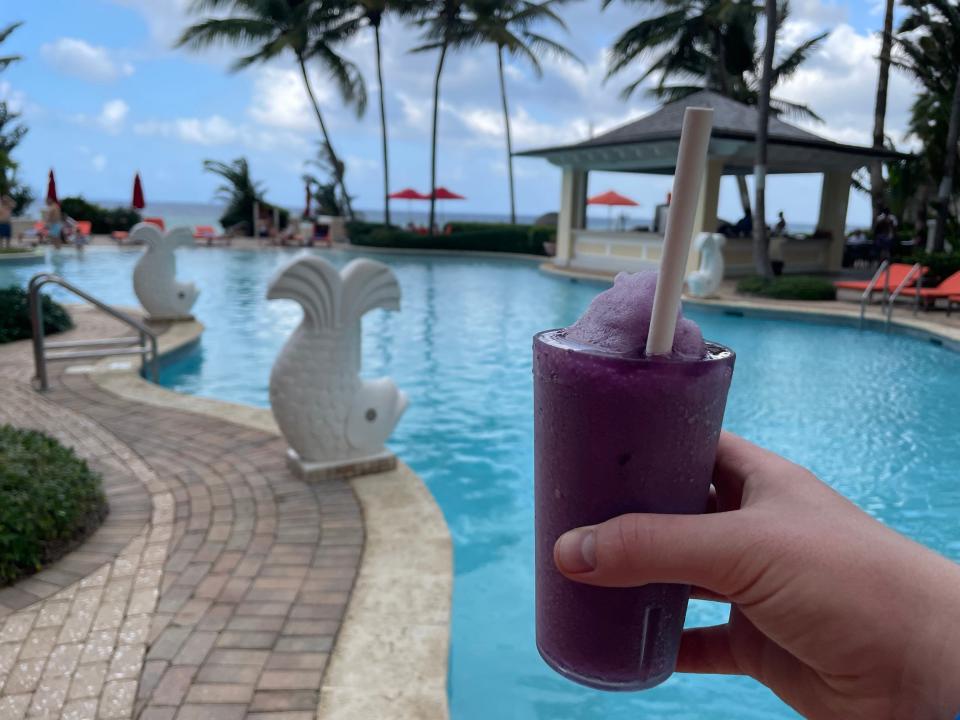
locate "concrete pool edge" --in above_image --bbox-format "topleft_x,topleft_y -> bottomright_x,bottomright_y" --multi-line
540,262 -> 960,352
85,317 -> 454,719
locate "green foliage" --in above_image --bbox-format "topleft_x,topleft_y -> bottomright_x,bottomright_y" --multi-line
203,157 -> 290,232
0,425 -> 107,586
59,197 -> 141,234
351,222 -> 548,255
0,286 -> 73,344
0,23 -> 33,216
904,250 -> 960,284
736,275 -> 837,300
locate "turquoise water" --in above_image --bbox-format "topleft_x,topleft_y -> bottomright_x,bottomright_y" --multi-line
4,247 -> 960,719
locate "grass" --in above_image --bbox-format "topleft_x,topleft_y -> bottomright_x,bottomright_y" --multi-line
736,275 -> 837,301
0,425 -> 108,586
0,286 -> 73,344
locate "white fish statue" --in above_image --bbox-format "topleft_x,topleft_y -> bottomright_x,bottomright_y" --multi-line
131,223 -> 199,319
685,232 -> 726,298
267,255 -> 407,470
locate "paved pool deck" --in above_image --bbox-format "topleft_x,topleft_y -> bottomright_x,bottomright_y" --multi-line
0,308 -> 451,720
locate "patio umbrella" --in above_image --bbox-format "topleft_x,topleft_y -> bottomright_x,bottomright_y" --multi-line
588,189 -> 639,230
430,187 -> 465,230
132,172 -> 145,210
46,169 -> 58,205
389,188 -> 429,226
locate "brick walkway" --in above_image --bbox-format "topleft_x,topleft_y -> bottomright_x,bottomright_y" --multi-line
0,311 -> 364,720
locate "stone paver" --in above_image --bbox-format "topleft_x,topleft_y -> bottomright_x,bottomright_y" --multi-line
0,310 -> 363,718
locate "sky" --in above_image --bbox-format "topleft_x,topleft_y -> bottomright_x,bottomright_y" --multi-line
1,0 -> 921,227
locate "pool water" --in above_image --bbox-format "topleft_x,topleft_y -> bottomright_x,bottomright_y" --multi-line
5,247 -> 960,719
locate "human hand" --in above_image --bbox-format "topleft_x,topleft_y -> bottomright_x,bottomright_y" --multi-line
553,432 -> 960,720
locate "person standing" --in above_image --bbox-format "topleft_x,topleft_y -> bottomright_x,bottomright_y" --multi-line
43,198 -> 63,248
0,196 -> 13,249
873,206 -> 898,261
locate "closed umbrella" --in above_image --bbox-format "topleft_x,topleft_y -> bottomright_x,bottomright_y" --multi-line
46,169 -> 58,204
132,172 -> 145,210
587,189 -> 639,230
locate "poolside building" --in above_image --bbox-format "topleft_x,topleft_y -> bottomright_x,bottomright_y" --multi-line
517,90 -> 906,277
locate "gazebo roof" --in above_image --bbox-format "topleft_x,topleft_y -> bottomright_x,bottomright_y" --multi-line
517,90 -> 908,175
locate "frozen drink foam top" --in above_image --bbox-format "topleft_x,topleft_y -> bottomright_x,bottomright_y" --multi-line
565,271 -> 705,358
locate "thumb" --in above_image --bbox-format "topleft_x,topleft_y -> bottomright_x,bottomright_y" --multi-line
554,511 -> 761,597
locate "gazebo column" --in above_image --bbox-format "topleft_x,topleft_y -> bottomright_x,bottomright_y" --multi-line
816,169 -> 853,271
688,156 -> 723,273
554,167 -> 587,267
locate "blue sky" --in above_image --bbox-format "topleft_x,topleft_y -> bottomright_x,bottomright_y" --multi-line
2,0 -> 917,226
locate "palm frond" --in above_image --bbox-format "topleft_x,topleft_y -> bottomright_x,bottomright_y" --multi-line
0,21 -> 23,46
176,17 -> 277,50
770,96 -> 823,123
771,30 -> 828,84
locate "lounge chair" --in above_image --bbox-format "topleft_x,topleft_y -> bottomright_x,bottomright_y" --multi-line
949,295 -> 960,315
73,220 -> 92,246
193,225 -> 229,246
111,230 -> 129,244
899,270 -> 960,310
143,217 -> 165,231
833,263 -> 927,295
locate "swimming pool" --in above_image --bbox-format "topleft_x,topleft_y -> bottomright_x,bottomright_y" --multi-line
5,247 -> 959,719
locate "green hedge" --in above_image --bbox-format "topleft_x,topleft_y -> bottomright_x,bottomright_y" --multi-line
59,197 -> 141,234
736,275 -> 837,301
903,251 -> 960,285
0,286 -> 73,344
0,425 -> 108,586
349,222 -> 552,256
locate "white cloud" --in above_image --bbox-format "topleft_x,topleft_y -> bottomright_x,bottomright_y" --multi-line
0,81 -> 25,113
108,0 -> 192,45
133,113 -> 307,152
41,38 -> 134,83
248,67 -> 322,132
98,99 -> 130,134
91,154 -> 107,172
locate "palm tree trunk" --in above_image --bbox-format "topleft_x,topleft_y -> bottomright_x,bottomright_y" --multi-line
753,0 -> 777,279
712,28 -> 753,219
870,0 -> 895,220
934,70 -> 960,252
297,56 -> 354,220
497,46 -> 517,225
429,42 -> 448,236
374,23 -> 391,227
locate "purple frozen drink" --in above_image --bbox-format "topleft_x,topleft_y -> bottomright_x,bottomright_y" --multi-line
534,271 -> 734,690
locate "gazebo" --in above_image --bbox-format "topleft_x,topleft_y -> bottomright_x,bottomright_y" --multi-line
516,90 -> 907,276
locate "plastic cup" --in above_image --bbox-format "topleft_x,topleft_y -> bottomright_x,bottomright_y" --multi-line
534,330 -> 735,690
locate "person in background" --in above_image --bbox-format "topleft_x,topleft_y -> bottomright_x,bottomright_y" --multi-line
0,195 -> 13,249
43,198 -> 63,248
873,207 -> 898,261
773,210 -> 786,236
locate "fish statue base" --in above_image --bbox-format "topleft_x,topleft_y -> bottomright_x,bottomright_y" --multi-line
286,447 -> 398,483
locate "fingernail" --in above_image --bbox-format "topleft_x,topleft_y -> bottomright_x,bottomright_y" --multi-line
555,528 -> 596,574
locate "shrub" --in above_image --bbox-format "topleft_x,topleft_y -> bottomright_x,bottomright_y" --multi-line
903,250 -> 960,285
59,196 -> 141,234
351,222 -> 549,256
0,425 -> 108,586
0,286 -> 73,344
736,275 -> 836,301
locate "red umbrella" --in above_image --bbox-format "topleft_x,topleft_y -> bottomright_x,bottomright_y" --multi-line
132,172 -> 145,210
389,188 -> 429,200
46,169 -> 58,204
588,190 -> 639,229
431,186 -> 465,200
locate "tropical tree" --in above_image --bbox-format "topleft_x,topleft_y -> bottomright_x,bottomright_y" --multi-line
303,140 -> 350,216
753,0 -> 776,278
897,0 -> 960,251
604,0 -> 827,216
870,0 -> 896,220
411,0 -> 469,235
178,0 -> 366,219
204,157 -> 267,232
0,21 -> 33,215
471,0 -> 580,223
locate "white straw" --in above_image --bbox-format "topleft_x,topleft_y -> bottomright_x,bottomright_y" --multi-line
645,107 -> 714,356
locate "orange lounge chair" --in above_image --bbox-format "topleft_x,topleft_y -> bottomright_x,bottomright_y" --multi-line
144,217 -> 165,231
833,263 -> 927,295
193,225 -> 215,240
75,220 -> 92,238
899,270 -> 960,309
111,230 -> 129,243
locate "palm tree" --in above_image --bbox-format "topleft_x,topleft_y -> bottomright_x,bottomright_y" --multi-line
753,0 -> 776,278
897,0 -> 960,251
870,0 -> 896,221
178,0 -> 366,219
0,21 -> 32,215
473,0 -> 580,224
412,0 -> 468,235
605,0 -> 827,217
0,21 -> 23,71
204,157 -> 267,232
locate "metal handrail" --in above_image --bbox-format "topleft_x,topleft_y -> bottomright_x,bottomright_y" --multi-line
859,260 -> 889,329
28,273 -> 159,391
884,263 -> 923,331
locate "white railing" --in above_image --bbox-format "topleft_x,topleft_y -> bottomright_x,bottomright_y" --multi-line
569,230 -> 665,273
